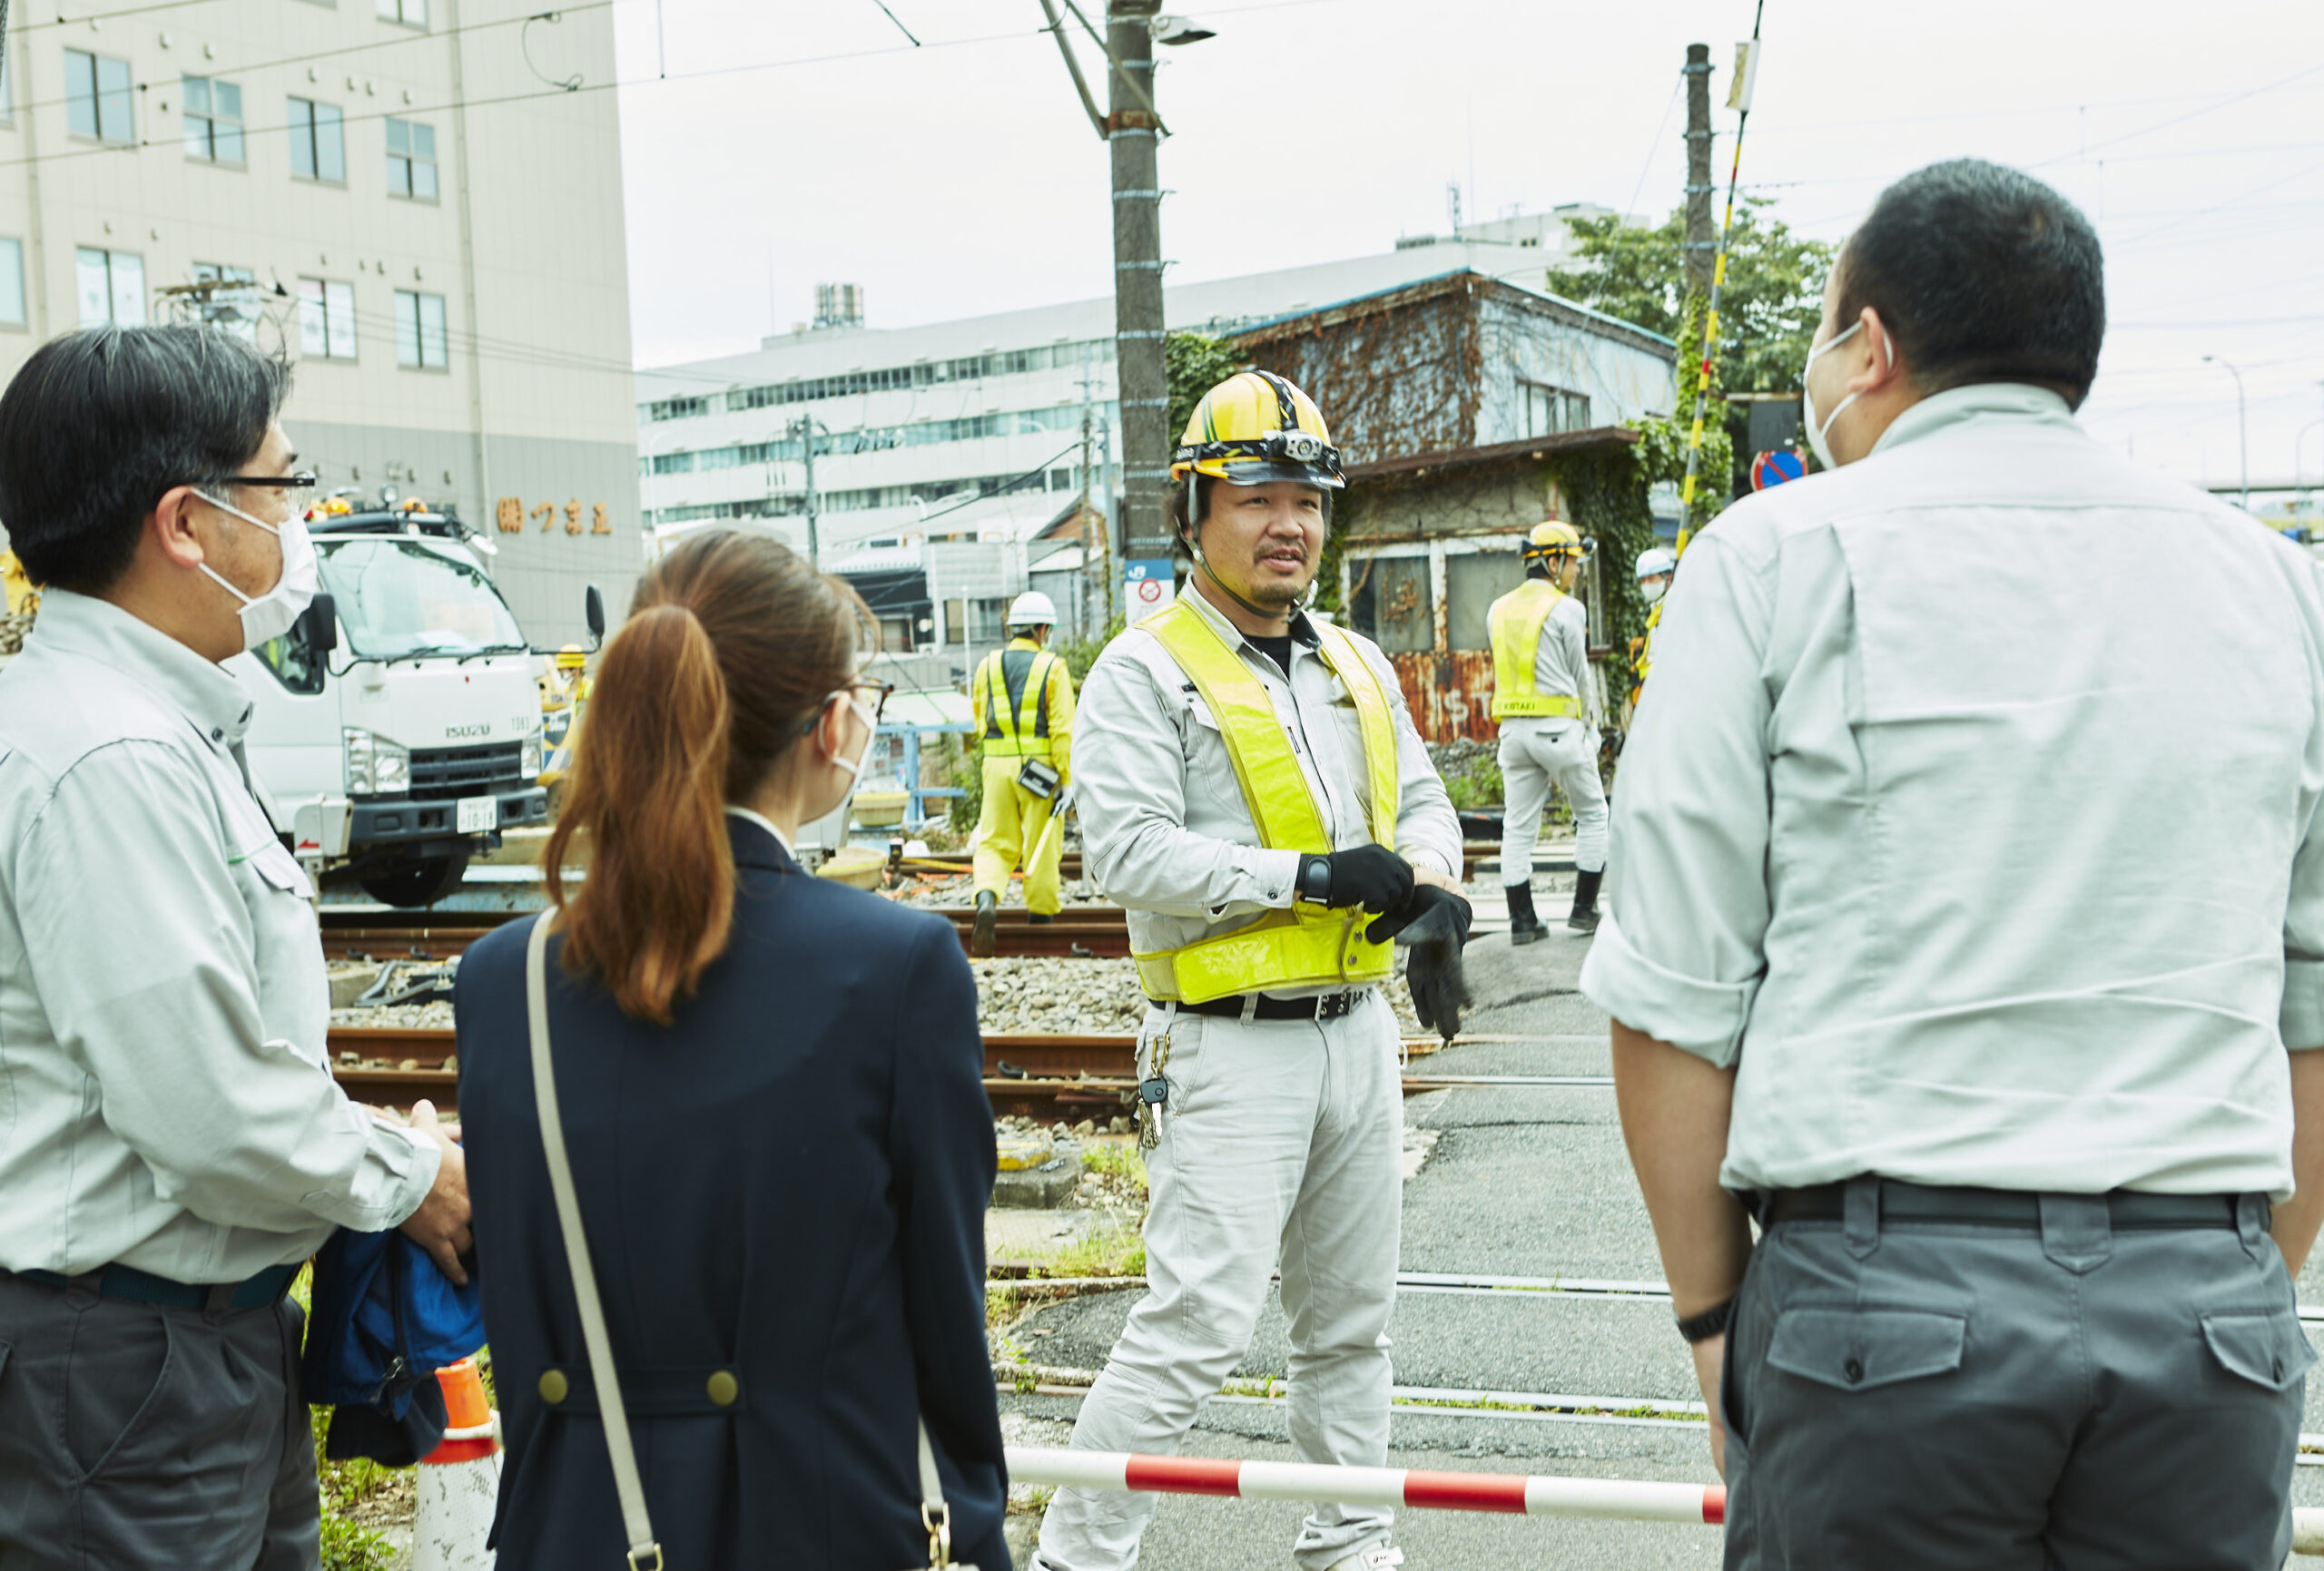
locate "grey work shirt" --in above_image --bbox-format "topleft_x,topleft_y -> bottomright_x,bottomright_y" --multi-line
1074,583 -> 1462,996
0,590 -> 438,1281
1504,588 -> 1601,739
1580,383 -> 2324,1197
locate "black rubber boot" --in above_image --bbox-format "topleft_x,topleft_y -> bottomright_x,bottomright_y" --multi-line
1028,913 -> 1055,926
1567,869 -> 1603,934
971,889 -> 1000,957
1506,881 -> 1547,946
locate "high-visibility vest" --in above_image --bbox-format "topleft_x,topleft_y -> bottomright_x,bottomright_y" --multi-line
974,643 -> 1061,760
1630,599 -> 1663,704
1131,600 -> 1403,1006
1487,578 -> 1582,722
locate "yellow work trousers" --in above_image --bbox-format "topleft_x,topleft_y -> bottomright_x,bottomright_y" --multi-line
972,755 -> 1063,914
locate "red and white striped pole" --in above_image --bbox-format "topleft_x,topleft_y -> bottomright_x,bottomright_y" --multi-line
1008,1448 -> 1725,1526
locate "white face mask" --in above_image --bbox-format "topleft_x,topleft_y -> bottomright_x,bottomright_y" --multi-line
818,692 -> 881,780
1800,318 -> 1892,470
192,489 -> 319,652
1639,574 -> 1671,606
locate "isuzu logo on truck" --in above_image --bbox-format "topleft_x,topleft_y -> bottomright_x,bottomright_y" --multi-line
445,723 -> 492,739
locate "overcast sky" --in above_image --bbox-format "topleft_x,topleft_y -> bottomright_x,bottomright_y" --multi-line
609,0 -> 2324,493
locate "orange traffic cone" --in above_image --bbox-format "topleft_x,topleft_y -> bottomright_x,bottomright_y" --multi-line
410,1358 -> 501,1571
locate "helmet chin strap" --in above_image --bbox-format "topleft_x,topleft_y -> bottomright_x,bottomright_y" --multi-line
1187,529 -> 1308,626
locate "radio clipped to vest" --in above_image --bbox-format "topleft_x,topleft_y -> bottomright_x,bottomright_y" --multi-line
1132,601 -> 1405,1006
1018,759 -> 1061,800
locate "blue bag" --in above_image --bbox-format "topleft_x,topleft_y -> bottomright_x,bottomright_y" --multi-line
300,1227 -> 487,1465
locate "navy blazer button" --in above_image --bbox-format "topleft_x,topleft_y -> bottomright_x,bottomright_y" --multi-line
1843,1357 -> 1865,1384
538,1370 -> 569,1404
706,1370 -> 740,1407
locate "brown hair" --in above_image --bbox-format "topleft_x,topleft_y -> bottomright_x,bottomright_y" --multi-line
545,530 -> 872,1024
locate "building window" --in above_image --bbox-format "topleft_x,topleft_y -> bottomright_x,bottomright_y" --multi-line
377,0 -> 427,25
298,277 -> 356,359
64,49 -> 133,143
384,118 -> 438,201
0,239 -> 25,328
1521,381 -> 1592,439
288,98 -> 346,183
394,289 -> 447,368
76,247 -> 145,327
182,74 -> 244,164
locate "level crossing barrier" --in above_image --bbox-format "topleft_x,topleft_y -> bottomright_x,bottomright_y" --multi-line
1009,1447 -> 2324,1552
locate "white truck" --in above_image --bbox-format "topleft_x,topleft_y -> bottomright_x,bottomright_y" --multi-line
232,497 -> 604,906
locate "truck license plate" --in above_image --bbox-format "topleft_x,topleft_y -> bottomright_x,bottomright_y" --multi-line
457,795 -> 498,833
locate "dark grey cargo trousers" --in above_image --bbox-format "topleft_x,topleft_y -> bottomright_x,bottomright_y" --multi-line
0,1272 -> 319,1571
1720,1180 -> 2312,1570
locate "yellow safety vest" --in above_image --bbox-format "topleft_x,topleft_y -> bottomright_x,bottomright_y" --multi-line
1630,600 -> 1663,704
1132,600 -> 1403,1006
1487,578 -> 1582,722
974,643 -> 1061,760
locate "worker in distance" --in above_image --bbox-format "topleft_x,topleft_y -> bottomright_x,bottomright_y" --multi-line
968,590 -> 1076,957
1030,370 -> 1467,1571
1486,518 -> 1610,942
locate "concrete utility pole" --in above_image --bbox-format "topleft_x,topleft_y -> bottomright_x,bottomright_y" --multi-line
1107,0 -> 1172,565
2205,356 -> 2249,512
790,416 -> 822,564
1682,44 -> 1716,299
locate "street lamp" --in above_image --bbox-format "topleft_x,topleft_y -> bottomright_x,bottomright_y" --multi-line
2203,355 -> 2249,513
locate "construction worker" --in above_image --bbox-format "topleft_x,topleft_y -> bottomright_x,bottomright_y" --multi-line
1487,519 -> 1608,940
968,590 -> 1075,957
539,644 -> 592,790
1628,544 -> 1676,705
1030,371 -> 1467,1571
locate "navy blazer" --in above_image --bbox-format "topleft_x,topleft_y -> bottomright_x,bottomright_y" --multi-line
455,816 -> 1009,1569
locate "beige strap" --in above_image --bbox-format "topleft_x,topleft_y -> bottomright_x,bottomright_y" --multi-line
526,915 -> 664,1571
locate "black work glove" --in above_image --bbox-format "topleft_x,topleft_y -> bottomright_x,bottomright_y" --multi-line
1394,887 -> 1474,1043
1305,844 -> 1414,915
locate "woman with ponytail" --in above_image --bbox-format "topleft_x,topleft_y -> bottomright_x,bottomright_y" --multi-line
450,531 -> 1009,1569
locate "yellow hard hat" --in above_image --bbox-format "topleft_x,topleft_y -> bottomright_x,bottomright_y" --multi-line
1521,519 -> 1591,563
1170,371 -> 1344,491
555,643 -> 587,671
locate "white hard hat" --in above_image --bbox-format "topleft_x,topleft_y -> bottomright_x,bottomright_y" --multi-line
1634,546 -> 1678,582
1006,591 -> 1059,628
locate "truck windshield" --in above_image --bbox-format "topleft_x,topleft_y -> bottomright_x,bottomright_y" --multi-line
319,538 -> 526,660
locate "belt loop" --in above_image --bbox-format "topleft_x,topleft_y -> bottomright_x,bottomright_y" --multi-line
2039,1193 -> 2114,1275
204,1281 -> 236,1318
2237,1193 -> 2270,1262
1239,994 -> 1258,1026
1843,1174 -> 1881,1259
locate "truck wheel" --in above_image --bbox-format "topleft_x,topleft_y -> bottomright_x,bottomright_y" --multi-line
359,851 -> 470,908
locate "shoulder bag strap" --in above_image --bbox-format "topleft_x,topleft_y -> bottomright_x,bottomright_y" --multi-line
526,915 -> 664,1571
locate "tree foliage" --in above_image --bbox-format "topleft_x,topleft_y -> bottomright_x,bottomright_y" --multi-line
1545,198 -> 1835,499
1165,332 -> 1246,443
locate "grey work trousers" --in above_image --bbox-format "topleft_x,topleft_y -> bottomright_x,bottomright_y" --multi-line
0,1272 -> 319,1571
1033,993 -> 1404,1571
1497,719 -> 1606,882
1721,1178 -> 2310,1571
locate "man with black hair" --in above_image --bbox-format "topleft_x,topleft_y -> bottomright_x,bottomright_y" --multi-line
1586,159 -> 2324,1566
0,327 -> 470,1569
1032,371 -> 1463,1571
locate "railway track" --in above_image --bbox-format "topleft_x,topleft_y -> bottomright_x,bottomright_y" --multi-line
319,904 -> 1132,961
328,1024 -> 1458,1117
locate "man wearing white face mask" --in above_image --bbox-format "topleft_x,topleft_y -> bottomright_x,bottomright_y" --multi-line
0,327 -> 470,1570
1583,160 -> 2324,1569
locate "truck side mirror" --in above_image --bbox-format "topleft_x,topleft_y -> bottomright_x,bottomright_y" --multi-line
584,584 -> 606,647
300,592 -> 339,659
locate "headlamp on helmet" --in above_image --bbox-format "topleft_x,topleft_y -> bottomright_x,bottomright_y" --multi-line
1170,370 -> 1346,492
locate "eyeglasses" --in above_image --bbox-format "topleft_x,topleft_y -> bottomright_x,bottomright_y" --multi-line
212,471 -> 320,518
793,680 -> 894,738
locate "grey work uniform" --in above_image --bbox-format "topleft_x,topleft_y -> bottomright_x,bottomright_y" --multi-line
0,592 -> 441,1570
1497,586 -> 1606,883
1581,384 -> 2324,1569
1032,588 -> 1461,1571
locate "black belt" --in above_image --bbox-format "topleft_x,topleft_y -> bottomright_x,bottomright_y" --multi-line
1768,1181 -> 2248,1231
1157,989 -> 1367,1022
9,1261 -> 300,1313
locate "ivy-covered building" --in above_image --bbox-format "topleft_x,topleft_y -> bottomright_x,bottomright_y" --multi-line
1232,271 -> 1677,742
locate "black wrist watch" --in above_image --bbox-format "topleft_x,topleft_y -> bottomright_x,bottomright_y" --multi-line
1676,1297 -> 1736,1345
1295,852 -> 1334,907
